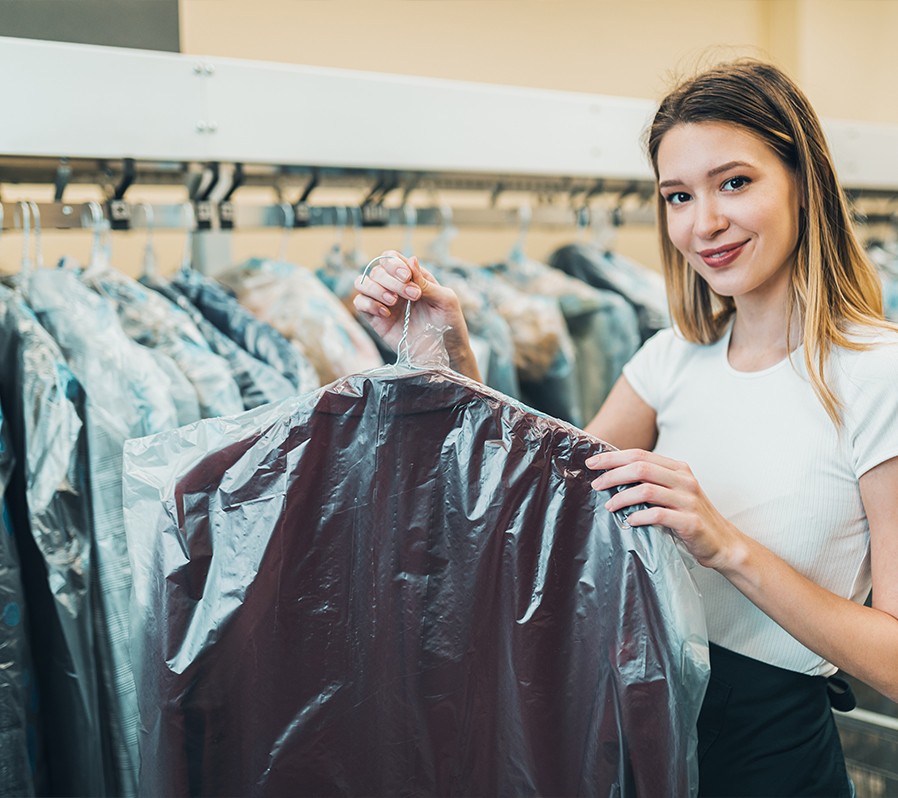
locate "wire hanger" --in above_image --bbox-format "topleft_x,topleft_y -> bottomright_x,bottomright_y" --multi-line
427,203 -> 457,267
276,202 -> 294,263
82,200 -> 111,275
136,203 -> 158,277
508,201 -> 531,264
402,205 -> 417,258
179,202 -> 196,273
13,201 -> 32,277
28,201 -> 44,270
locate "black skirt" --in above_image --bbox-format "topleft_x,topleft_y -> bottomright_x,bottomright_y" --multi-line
697,643 -> 854,798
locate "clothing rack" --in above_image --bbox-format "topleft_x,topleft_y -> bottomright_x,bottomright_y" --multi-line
2,34 -> 897,272
0,200 -> 656,233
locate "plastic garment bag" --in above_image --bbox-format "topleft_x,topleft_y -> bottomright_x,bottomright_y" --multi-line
140,276 -> 296,410
0,403 -> 37,796
548,244 -> 669,344
0,284 -> 106,797
219,259 -> 384,384
169,268 -> 320,395
124,362 -> 709,797
141,275 -> 296,410
85,269 -> 244,419
26,269 -> 181,798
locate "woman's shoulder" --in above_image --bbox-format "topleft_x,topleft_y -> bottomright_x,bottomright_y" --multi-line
830,322 -> 898,383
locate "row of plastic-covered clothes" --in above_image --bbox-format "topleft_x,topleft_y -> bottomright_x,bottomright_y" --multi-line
0,239 -> 714,798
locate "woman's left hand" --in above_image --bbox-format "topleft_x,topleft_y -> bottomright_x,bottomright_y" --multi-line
585,448 -> 743,571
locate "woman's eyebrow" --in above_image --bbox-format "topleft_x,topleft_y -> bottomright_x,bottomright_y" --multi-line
658,160 -> 754,190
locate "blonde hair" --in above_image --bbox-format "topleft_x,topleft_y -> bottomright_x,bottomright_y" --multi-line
646,59 -> 887,424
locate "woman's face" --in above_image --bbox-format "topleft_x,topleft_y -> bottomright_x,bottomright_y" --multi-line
656,121 -> 802,305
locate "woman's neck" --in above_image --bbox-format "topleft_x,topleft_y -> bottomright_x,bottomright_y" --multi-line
728,296 -> 801,372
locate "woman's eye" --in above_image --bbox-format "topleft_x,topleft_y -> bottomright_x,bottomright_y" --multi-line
665,191 -> 691,205
722,176 -> 750,192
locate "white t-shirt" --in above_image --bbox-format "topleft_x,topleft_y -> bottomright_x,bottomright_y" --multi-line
622,320 -> 898,676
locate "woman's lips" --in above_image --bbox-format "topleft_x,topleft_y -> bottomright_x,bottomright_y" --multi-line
698,240 -> 748,268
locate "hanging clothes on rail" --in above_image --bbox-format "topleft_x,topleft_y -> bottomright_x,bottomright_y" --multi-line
430,260 -> 583,425
85,268 -> 244,419
25,268 -> 182,798
867,240 -> 898,322
123,364 -> 709,798
0,283 -> 105,798
218,258 -> 384,384
487,255 -> 642,420
141,274 -> 297,411
548,243 -> 669,343
0,400 -> 39,798
164,268 -> 320,395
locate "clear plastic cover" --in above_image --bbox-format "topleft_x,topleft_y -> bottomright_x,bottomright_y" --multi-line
140,274 -> 297,411
124,332 -> 709,797
25,268 -> 183,798
86,269 -> 244,419
169,268 -> 320,395
0,284 -> 106,796
219,259 -> 384,383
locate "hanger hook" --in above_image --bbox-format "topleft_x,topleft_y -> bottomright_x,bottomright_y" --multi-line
509,201 -> 532,262
27,201 -> 44,270
81,201 -> 110,272
14,201 -> 32,276
180,202 -> 196,271
402,205 -> 417,257
136,203 -> 158,277
277,201 -> 294,262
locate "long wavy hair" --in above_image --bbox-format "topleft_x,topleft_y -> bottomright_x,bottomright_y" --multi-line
646,59 -> 886,424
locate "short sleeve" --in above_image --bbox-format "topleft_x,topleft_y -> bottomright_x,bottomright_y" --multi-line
621,328 -> 679,411
838,336 -> 898,478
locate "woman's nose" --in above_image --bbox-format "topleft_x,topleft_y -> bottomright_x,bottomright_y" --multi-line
694,198 -> 728,239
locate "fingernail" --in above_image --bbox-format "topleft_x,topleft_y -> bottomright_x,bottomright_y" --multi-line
405,285 -> 421,299
383,291 -> 397,304
397,267 -> 410,280
604,500 -> 612,510
379,307 -> 390,317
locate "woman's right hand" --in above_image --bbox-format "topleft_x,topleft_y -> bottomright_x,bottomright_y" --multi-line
352,250 -> 482,381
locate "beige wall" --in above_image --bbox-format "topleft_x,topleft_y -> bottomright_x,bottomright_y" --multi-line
3,0 -> 895,274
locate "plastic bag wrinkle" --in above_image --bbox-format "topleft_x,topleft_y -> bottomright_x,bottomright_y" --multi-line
125,365 -> 708,797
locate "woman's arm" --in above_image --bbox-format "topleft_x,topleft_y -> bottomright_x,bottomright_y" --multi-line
584,376 -> 659,451
587,448 -> 898,702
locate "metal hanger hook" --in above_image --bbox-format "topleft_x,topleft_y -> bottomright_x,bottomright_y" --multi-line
27,200 -> 44,270
360,253 -> 413,364
14,201 -> 32,275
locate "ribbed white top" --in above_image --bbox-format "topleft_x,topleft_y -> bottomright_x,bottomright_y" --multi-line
623,321 -> 898,676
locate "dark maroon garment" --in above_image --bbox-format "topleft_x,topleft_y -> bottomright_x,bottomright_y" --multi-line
124,367 -> 708,798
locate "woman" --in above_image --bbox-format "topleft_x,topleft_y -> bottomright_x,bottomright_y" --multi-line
353,60 -> 898,796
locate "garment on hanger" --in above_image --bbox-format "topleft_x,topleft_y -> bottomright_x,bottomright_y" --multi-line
26,268 -> 181,798
867,240 -> 898,322
141,275 -> 296,411
0,283 -> 106,798
167,268 -> 320,395
124,366 -> 709,798
142,347 -> 202,426
86,269 -> 244,419
489,256 -> 642,420
219,259 -> 384,384
0,403 -> 38,797
548,243 -> 669,343
425,264 -> 521,399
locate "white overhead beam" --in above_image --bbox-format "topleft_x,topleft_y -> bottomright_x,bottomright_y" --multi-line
2,36 -> 897,191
